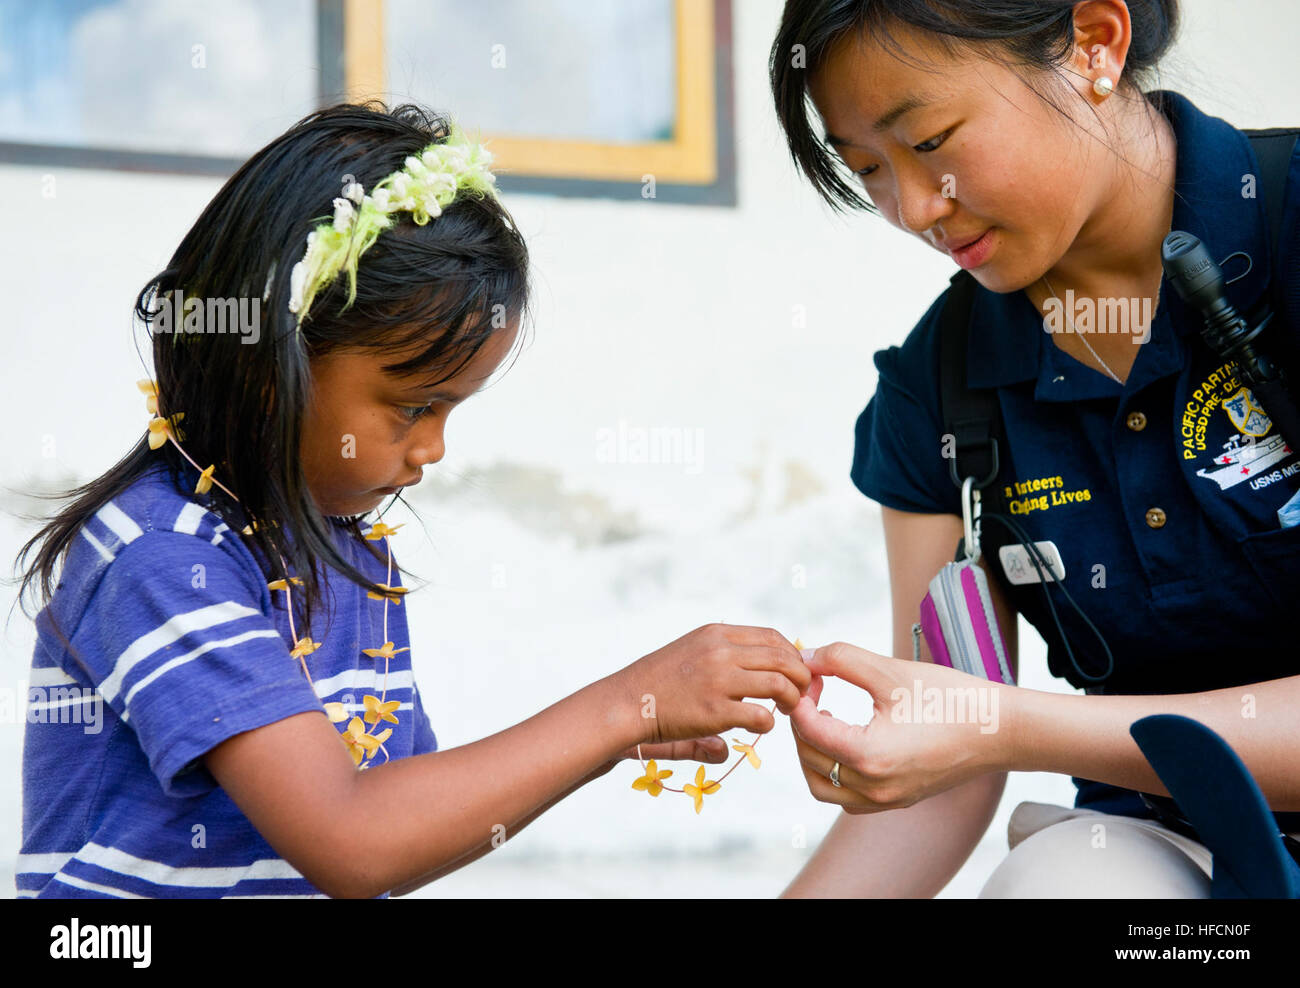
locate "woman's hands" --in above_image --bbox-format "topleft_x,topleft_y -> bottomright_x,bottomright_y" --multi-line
791,642 -> 1018,813
615,623 -> 811,747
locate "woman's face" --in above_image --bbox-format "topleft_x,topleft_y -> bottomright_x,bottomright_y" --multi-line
300,322 -> 519,517
807,24 -> 1116,294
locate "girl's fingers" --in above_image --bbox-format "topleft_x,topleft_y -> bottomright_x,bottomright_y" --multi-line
696,735 -> 729,762
726,699 -> 777,736
732,667 -> 803,715
734,643 -> 813,693
720,625 -> 800,654
629,736 -> 728,762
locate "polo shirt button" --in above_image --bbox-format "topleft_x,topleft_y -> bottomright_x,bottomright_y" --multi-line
1145,507 -> 1167,529
1127,411 -> 1147,431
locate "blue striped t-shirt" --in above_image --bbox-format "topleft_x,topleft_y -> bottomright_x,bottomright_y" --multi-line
16,459 -> 437,898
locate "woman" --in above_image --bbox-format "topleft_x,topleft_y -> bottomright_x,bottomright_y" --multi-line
768,0 -> 1300,897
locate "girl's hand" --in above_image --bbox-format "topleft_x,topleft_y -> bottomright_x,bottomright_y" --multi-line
790,642 -> 1015,813
616,623 -> 811,746
621,737 -> 730,763
583,737 -> 729,786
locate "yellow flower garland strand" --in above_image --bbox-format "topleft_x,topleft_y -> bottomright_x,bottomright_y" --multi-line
630,638 -> 802,814
139,379 -> 406,770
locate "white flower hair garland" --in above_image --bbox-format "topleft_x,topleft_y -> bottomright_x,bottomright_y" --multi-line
286,121 -> 498,326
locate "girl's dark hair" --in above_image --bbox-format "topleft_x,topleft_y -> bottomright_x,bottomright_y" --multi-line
770,0 -> 1180,212
14,100 -> 530,648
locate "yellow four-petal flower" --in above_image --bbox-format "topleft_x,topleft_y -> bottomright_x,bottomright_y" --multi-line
195,464 -> 216,495
732,741 -> 761,770
147,412 -> 185,450
137,379 -> 158,415
290,636 -> 321,659
364,727 -> 393,760
340,717 -> 377,766
682,765 -> 721,814
323,702 -> 348,723
631,759 -> 673,797
363,694 -> 401,726
366,583 -> 409,605
361,640 -> 410,660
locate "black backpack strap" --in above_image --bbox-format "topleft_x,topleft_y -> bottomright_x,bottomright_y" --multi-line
1244,128 -> 1297,255
939,269 -> 1001,494
1244,128 -> 1299,371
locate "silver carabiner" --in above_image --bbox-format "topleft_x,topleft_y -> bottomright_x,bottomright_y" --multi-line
961,475 -> 982,562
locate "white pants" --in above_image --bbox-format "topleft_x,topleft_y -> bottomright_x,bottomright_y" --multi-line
978,801 -> 1214,898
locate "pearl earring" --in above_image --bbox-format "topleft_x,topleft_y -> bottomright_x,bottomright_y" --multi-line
1093,76 -> 1114,98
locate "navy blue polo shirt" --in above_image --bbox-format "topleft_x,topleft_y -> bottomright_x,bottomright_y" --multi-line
850,90 -> 1300,823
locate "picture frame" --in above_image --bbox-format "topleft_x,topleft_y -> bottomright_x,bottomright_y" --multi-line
0,0 -> 735,205
352,0 -> 736,205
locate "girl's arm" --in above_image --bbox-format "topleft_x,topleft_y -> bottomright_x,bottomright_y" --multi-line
207,681 -> 627,899
783,507 -> 1017,897
388,766 -> 598,896
389,738 -> 715,896
205,623 -> 809,899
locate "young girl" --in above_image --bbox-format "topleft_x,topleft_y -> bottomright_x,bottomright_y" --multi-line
768,0 -> 1300,896
14,101 -> 810,899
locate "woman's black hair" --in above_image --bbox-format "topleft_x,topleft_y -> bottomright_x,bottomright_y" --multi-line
770,0 -> 1180,212
14,100 -> 530,652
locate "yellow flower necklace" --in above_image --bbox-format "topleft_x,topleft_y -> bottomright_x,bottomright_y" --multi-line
140,379 -> 409,770
630,638 -> 802,814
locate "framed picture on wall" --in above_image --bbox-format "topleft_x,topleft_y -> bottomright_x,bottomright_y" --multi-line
360,0 -> 736,205
0,0 -> 735,205
0,0 -> 337,175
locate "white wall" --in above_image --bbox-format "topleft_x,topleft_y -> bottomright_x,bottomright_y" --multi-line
2,0 -> 1298,897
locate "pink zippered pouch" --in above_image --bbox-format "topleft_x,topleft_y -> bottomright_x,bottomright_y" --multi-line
917,558 -> 1015,684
